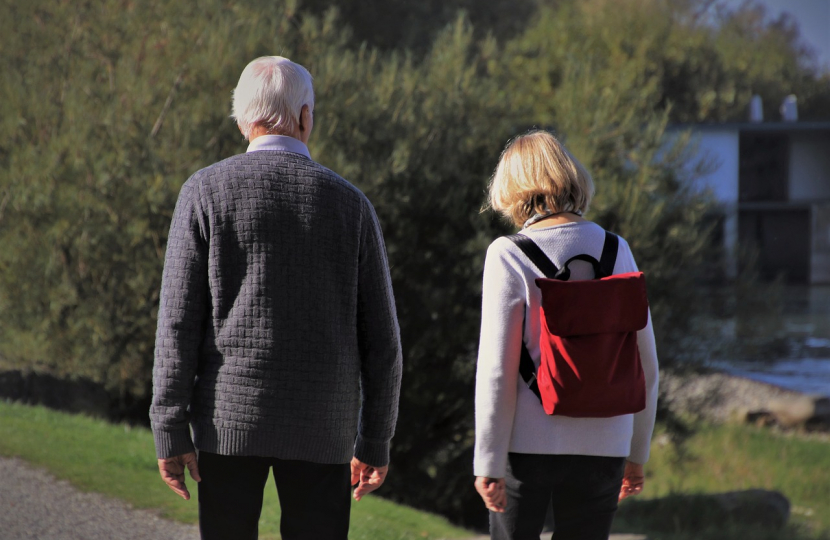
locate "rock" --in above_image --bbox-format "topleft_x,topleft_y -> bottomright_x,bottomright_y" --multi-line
615,489 -> 790,533
734,407 -> 776,427
768,395 -> 830,429
660,369 -> 810,424
712,489 -> 790,529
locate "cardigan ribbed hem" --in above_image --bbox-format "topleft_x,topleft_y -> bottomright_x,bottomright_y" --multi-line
153,428 -> 195,459
191,422 -> 355,464
354,435 -> 391,467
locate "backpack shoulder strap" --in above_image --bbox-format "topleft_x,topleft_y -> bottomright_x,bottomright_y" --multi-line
519,339 -> 542,403
504,234 -> 559,279
503,234 -> 547,404
500,231 -> 619,407
598,231 -> 619,278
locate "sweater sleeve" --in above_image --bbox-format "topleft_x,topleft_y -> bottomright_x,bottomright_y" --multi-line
150,180 -> 209,459
614,238 -> 659,464
354,199 -> 403,468
474,239 -> 526,478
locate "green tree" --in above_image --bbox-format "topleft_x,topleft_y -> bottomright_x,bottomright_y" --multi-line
300,0 -> 539,52
300,14 -> 523,524
495,0 -> 717,366
499,0 -> 830,126
492,0 -> 830,368
702,1 -> 830,122
0,0 -> 303,402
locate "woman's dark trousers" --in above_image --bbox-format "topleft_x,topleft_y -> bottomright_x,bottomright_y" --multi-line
490,453 -> 625,540
197,451 -> 352,540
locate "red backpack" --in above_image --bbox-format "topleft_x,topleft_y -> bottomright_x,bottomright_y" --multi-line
506,231 -> 648,418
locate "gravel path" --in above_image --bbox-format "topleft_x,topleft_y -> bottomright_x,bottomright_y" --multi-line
0,457 -> 199,540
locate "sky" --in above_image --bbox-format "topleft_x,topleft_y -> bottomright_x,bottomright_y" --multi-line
722,0 -> 830,71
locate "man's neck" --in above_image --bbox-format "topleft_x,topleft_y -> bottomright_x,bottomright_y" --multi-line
249,125 -> 295,142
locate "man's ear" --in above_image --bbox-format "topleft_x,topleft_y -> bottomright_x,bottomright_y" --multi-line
299,105 -> 310,131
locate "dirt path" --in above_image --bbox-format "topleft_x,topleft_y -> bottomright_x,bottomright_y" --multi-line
0,456 -> 199,540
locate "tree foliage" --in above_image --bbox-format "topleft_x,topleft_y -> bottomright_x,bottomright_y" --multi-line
494,0 -> 830,364
0,0 -> 303,401
304,16 -> 522,524
300,0 -> 539,52
494,0 -> 717,365
501,0 -> 830,125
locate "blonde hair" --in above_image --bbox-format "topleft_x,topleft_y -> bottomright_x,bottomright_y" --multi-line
488,131 -> 594,227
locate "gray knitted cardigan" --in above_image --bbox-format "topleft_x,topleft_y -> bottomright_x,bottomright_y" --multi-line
150,150 -> 402,467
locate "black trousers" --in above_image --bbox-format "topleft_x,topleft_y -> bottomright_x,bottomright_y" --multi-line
197,451 -> 352,540
489,453 -> 625,540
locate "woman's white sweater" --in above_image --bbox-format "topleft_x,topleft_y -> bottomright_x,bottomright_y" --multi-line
474,221 -> 659,479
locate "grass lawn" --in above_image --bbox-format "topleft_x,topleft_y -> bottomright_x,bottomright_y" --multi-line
613,423 -> 830,540
0,401 -> 471,540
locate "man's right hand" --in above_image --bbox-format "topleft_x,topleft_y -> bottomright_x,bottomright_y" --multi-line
158,452 -> 201,500
350,457 -> 388,501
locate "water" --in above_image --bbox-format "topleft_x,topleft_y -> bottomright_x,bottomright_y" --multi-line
717,287 -> 830,397
716,358 -> 830,396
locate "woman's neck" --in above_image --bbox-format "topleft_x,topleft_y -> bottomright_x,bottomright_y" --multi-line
525,212 -> 585,230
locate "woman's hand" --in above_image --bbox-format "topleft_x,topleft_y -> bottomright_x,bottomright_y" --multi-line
475,476 -> 507,513
618,460 -> 645,501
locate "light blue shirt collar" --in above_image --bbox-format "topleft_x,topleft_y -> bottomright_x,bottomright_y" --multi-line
246,135 -> 311,160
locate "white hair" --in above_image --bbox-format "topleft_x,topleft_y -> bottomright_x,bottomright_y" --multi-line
231,56 -> 314,140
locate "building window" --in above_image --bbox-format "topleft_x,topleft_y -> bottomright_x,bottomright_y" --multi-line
739,133 -> 789,202
738,208 -> 810,283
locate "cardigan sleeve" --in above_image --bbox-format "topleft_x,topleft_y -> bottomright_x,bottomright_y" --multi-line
474,238 -> 527,478
354,198 -> 403,468
150,179 -> 209,459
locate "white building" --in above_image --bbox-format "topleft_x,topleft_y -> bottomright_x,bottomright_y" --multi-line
685,122 -> 830,284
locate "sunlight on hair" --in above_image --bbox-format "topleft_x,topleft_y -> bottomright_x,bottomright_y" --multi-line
488,131 -> 594,227
231,56 -> 315,140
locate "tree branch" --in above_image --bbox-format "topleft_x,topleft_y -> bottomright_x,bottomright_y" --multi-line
149,71 -> 184,139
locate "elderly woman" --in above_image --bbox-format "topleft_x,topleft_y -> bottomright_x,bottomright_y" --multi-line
473,131 -> 659,540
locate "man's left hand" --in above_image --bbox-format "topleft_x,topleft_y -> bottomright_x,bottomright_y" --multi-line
350,457 -> 388,501
158,452 -> 201,500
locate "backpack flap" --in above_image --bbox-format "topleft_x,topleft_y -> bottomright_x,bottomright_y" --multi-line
534,271 -> 648,336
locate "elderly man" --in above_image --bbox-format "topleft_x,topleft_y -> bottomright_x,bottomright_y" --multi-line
150,56 -> 403,540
